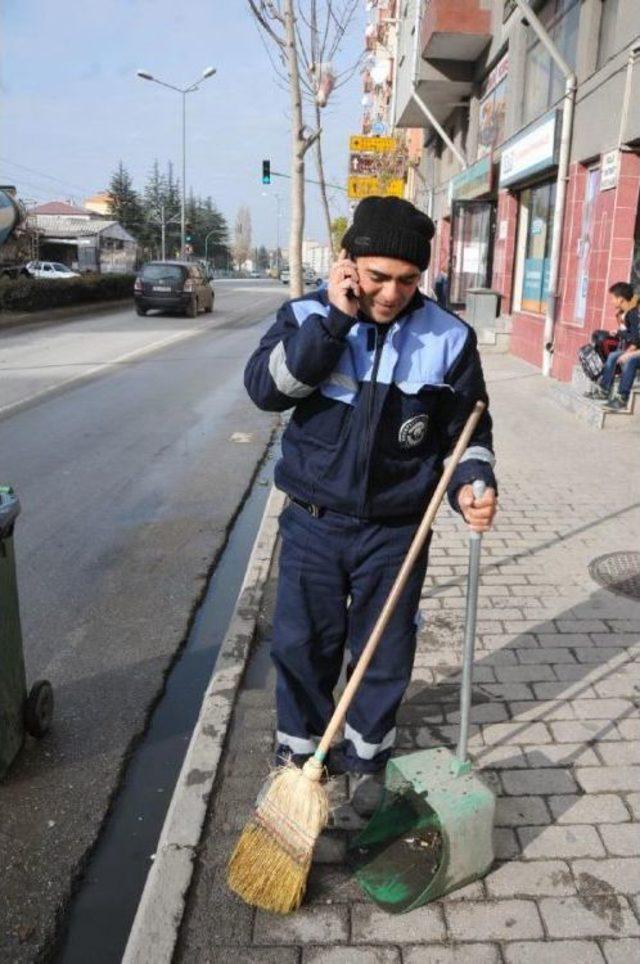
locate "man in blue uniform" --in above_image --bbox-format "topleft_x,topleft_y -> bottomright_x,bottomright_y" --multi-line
244,197 -> 497,807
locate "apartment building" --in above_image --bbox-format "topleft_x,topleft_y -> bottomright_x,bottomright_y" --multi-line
391,0 -> 640,380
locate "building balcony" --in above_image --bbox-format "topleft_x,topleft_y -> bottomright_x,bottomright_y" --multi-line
421,0 -> 491,62
394,57 -> 474,130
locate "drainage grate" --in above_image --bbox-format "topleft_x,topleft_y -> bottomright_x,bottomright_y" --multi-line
589,551 -> 640,600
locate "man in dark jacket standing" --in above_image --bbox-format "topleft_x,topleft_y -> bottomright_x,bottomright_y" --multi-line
244,197 -> 497,808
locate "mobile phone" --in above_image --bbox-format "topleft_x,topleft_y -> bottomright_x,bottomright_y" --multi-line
344,249 -> 359,301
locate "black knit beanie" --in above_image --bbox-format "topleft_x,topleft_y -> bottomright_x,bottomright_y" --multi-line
341,196 -> 435,271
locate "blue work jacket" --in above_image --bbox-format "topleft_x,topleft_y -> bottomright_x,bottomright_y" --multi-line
244,288 -> 496,520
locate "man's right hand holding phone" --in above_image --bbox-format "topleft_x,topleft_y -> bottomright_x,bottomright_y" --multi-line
328,249 -> 360,318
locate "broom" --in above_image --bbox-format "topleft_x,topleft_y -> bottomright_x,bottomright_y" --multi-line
228,400 -> 487,913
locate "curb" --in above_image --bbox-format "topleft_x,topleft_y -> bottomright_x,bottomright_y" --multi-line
0,298 -> 131,332
122,484 -> 286,964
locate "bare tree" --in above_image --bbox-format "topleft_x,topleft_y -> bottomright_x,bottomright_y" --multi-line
234,205 -> 252,269
248,1 -> 361,292
299,3 -> 362,257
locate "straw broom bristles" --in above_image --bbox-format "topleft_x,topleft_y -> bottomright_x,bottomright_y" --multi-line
227,757 -> 329,913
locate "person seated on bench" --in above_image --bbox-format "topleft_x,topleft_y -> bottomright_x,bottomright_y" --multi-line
594,282 -> 640,410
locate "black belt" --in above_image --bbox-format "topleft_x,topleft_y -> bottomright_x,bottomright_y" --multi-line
289,496 -> 325,518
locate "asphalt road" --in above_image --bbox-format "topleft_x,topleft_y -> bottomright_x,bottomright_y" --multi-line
0,280 -> 285,961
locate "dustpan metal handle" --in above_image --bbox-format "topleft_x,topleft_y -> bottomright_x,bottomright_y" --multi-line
314,401 -> 487,764
456,480 -> 486,766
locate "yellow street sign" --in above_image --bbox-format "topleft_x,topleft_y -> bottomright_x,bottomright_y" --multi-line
349,135 -> 397,153
347,176 -> 405,199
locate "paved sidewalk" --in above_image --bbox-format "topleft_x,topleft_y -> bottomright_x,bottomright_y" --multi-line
177,351 -> 640,963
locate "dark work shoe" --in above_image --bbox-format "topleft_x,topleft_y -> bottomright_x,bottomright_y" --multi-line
349,771 -> 385,818
587,385 -> 609,400
605,395 -> 629,411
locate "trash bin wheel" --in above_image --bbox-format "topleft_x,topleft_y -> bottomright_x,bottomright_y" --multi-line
25,680 -> 54,738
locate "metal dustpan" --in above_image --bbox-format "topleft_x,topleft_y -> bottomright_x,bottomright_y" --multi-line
348,482 -> 495,913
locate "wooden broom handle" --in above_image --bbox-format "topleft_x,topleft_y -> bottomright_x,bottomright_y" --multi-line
316,400 -> 487,760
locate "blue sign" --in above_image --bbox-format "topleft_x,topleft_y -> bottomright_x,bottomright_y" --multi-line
372,120 -> 387,136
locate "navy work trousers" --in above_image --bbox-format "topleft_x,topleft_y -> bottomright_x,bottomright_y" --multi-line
272,500 -> 430,774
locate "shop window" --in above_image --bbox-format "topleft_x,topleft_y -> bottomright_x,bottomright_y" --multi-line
597,0 -> 620,69
515,180 -> 557,314
522,0 -> 580,126
478,53 -> 509,158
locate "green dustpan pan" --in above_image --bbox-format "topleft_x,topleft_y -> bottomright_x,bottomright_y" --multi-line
348,482 -> 496,914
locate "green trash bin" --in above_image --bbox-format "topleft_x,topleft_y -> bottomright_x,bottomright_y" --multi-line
0,486 -> 53,781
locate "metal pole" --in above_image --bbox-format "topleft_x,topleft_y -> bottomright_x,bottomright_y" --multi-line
160,203 -> 166,260
456,480 -> 485,768
512,0 -> 576,377
181,90 -> 186,258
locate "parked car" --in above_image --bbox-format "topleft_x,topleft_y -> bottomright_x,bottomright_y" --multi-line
279,268 -> 290,285
26,261 -> 80,280
133,261 -> 214,317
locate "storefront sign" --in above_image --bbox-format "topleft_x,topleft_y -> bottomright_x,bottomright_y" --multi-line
499,111 -> 560,188
450,155 -> 493,202
600,150 -> 619,191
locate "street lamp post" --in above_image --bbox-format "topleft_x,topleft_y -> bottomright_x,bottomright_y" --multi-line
136,66 -> 216,258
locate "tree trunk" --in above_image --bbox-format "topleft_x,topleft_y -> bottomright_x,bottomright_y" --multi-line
284,0 -> 305,299
314,102 -> 335,258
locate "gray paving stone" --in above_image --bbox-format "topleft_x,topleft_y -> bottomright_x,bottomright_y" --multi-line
533,682 -> 597,700
503,940 -> 605,964
600,824 -> 640,857
509,700 -> 575,721
482,683 -> 535,701
403,944 -> 501,963
303,947 -> 400,964
518,825 -> 605,859
548,794 -> 630,824
253,906 -> 349,944
444,899 -> 543,940
576,768 -> 640,793
486,860 -> 574,897
617,720 -> 640,741
501,768 -> 578,796
526,744 -> 600,768
550,720 -> 618,744
495,795 -> 551,826
539,896 -> 640,938
572,700 -> 635,720
626,793 -> 640,819
191,951 -> 299,964
600,938 -> 640,963
574,858 -> 640,895
351,904 -> 445,943
594,677 -> 639,699
493,827 -> 521,859
518,648 -> 579,664
495,666 -> 557,682
475,746 -> 529,769
313,832 -> 347,864
596,742 -> 640,767
482,722 -> 552,745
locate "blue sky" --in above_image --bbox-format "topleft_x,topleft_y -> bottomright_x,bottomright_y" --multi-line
1,0 -> 366,247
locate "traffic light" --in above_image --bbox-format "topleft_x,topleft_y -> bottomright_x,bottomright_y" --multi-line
262,159 -> 271,184
186,222 -> 193,242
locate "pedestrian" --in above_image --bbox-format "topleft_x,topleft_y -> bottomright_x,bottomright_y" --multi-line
594,282 -> 640,410
244,196 -> 497,815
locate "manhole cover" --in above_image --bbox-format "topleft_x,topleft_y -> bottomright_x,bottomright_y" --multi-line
588,551 -> 640,600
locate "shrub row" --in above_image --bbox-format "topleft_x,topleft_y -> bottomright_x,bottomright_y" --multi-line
0,273 -> 136,313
